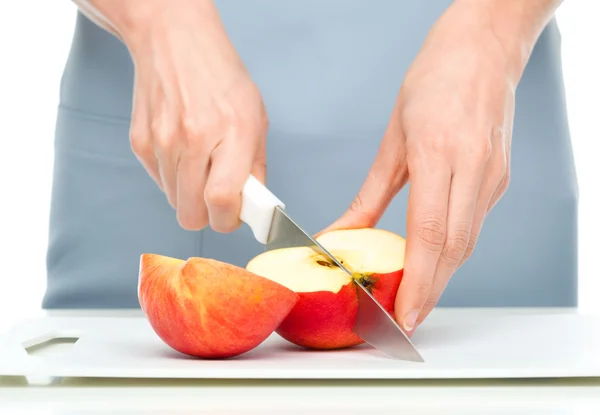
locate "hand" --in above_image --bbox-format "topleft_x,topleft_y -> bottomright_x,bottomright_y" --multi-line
95,0 -> 268,232
322,0 -> 547,332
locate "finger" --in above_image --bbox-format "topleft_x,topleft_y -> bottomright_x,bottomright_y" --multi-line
416,136 -> 507,327
150,83 -> 181,208
414,165 -> 484,326
129,84 -> 163,189
175,151 -> 211,231
459,156 -> 507,268
487,145 -> 511,213
395,156 -> 452,331
487,173 -> 509,215
458,192 -> 489,269
319,127 -> 409,235
486,106 -> 513,214
251,134 -> 267,184
131,122 -> 162,190
149,75 -> 182,207
412,130 -> 507,331
153,120 -> 180,209
204,128 -> 258,233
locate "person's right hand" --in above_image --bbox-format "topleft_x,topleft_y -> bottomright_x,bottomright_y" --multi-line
91,0 -> 268,233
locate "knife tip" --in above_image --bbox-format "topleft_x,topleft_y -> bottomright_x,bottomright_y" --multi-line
385,350 -> 426,363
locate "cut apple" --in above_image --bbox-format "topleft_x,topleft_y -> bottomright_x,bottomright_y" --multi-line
138,253 -> 298,359
246,228 -> 406,350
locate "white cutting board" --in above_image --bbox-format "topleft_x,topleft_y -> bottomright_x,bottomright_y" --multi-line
1,309 -> 599,380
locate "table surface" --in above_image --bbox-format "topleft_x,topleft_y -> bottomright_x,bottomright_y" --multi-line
1,307 -> 599,414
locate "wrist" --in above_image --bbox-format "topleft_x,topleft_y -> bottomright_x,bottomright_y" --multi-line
451,0 -> 562,85
85,1 -> 166,40
86,0 -> 223,53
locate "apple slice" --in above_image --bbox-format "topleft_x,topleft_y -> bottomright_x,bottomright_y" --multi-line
138,253 -> 299,359
246,228 -> 405,350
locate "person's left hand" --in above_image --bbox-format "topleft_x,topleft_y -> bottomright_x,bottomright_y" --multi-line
322,1 -> 528,334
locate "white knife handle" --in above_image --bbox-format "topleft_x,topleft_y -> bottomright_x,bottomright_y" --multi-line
240,174 -> 284,244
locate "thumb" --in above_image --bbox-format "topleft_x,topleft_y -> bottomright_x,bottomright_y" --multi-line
317,132 -> 409,237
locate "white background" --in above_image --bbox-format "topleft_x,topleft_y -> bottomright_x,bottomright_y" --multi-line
0,1 -> 597,333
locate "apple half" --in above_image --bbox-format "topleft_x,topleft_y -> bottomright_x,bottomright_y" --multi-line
138,254 -> 299,359
246,228 -> 406,350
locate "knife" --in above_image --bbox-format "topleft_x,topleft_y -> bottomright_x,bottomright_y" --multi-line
239,175 -> 424,362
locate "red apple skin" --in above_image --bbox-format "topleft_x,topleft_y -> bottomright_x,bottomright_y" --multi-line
275,281 -> 362,349
369,268 -> 404,315
275,269 -> 403,350
138,254 -> 299,359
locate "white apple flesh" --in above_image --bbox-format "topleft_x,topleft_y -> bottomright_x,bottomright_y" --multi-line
246,228 -> 406,349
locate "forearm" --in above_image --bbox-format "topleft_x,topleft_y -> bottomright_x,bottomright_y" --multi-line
452,0 -> 563,84
70,0 -> 222,49
70,0 -> 124,39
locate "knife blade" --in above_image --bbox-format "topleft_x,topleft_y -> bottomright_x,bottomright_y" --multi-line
240,175 -> 424,362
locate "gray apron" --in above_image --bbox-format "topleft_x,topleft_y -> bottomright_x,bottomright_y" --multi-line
43,1 -> 578,309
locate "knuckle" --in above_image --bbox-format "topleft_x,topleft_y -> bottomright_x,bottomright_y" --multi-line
347,195 -> 377,225
431,134 -> 448,153
416,131 -> 457,161
415,215 -> 447,251
204,185 -> 238,209
473,139 -> 493,163
348,195 -> 365,213
461,232 -> 479,262
219,104 -> 239,126
151,119 -> 177,151
490,125 -> 505,142
413,280 -> 433,299
441,228 -> 470,265
498,169 -> 511,193
129,125 -> 149,156
348,194 -> 364,213
181,114 -> 213,139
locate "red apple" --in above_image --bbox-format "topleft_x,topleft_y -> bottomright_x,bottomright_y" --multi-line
138,254 -> 299,359
246,228 -> 405,350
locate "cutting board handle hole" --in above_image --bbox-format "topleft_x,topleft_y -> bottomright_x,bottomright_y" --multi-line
24,336 -> 80,357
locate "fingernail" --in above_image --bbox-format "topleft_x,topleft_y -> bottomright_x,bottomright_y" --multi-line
403,309 -> 419,331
